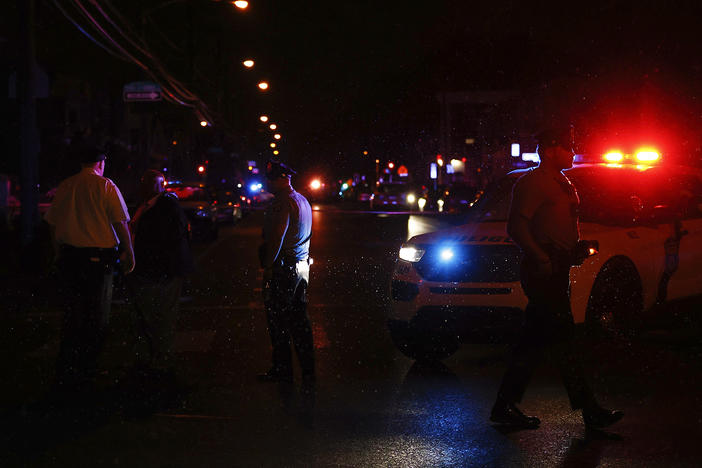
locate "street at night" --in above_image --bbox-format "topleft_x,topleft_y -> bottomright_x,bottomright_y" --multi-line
3,207 -> 702,466
4,1 -> 702,467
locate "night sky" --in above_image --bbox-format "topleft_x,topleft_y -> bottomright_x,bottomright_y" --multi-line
5,1 -> 702,176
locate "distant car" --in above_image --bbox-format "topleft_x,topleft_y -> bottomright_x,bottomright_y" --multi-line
389,150 -> 702,360
214,187 -> 244,223
166,183 -> 219,241
370,183 -> 417,210
437,184 -> 480,213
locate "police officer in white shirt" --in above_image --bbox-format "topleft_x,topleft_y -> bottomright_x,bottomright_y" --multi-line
490,127 -> 624,429
45,146 -> 134,395
258,159 -> 314,384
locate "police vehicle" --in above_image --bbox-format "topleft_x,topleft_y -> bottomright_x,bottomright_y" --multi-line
388,148 -> 702,360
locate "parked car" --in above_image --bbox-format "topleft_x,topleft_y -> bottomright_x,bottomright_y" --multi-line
388,151 -> 702,360
166,182 -> 219,241
214,187 -> 245,224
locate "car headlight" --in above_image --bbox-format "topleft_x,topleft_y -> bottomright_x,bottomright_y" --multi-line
406,193 -> 416,204
399,244 -> 425,262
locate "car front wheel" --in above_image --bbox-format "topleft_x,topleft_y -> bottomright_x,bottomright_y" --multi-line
585,256 -> 643,338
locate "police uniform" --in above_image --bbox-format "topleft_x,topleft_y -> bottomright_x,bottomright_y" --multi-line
45,148 -> 130,391
260,161 -> 314,382
496,166 -> 593,409
491,127 -> 623,429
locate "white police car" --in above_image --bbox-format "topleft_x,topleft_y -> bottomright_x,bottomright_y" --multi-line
388,149 -> 702,360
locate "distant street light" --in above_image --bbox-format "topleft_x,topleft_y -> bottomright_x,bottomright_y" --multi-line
260,115 -> 269,122
242,59 -> 254,68
258,81 -> 269,91
200,120 -> 209,127
232,1 -> 249,9
274,134 -> 281,140
269,123 -> 277,130
270,143 -> 276,148
197,165 -> 206,173
273,150 -> 279,155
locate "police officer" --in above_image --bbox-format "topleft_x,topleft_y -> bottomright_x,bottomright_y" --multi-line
258,159 -> 314,384
490,126 -> 624,429
45,146 -> 134,396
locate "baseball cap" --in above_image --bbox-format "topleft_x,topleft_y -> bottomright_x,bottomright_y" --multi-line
266,159 -> 297,180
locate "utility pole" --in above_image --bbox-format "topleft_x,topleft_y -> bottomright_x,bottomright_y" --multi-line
19,0 -> 39,247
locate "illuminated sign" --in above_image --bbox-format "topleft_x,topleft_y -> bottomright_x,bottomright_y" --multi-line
511,143 -> 520,157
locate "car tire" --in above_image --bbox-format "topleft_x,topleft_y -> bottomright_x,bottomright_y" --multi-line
387,319 -> 460,362
585,256 -> 643,338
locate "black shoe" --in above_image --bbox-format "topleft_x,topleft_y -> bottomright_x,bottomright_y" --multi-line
582,406 -> 624,428
490,401 -> 541,428
257,369 -> 293,383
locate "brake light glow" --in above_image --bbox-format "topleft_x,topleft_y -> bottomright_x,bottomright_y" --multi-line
635,148 -> 660,162
603,151 -> 623,163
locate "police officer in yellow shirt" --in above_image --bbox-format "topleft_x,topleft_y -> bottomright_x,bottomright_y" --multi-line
45,146 -> 134,397
490,127 -> 624,429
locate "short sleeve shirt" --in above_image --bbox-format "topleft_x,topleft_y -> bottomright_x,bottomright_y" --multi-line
264,187 -> 312,262
509,167 -> 580,251
45,169 -> 130,248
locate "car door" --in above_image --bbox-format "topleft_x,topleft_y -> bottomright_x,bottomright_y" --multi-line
653,172 -> 702,301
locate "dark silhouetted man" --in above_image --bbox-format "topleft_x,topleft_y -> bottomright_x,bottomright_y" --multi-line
490,126 -> 624,429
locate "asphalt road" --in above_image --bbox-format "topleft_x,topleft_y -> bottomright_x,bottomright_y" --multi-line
3,205 -> 702,467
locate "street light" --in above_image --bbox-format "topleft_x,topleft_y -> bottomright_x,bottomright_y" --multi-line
242,59 -> 254,68
274,134 -> 281,140
258,81 -> 269,91
259,115 -> 269,122
232,1 -> 249,9
269,123 -> 277,130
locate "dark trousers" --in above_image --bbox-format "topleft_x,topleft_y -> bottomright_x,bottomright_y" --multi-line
129,275 -> 183,370
264,262 -> 314,377
497,255 -> 594,410
54,246 -> 115,390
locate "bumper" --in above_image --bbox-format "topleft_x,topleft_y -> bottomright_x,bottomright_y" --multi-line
389,262 -> 528,342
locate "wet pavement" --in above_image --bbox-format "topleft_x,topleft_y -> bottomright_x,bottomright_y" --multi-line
2,206 -> 702,466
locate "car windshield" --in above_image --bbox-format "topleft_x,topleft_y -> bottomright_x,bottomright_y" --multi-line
469,175 -> 517,222
167,186 -> 209,201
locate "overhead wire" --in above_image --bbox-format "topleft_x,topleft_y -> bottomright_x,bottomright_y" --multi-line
55,0 -> 213,116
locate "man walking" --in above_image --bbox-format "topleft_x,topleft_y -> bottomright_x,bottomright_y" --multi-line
258,159 -> 314,384
45,145 -> 134,397
490,127 -> 624,429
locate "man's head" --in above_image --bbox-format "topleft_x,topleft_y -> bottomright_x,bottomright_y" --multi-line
75,146 -> 107,176
265,159 -> 296,192
535,126 -> 575,170
139,169 -> 166,201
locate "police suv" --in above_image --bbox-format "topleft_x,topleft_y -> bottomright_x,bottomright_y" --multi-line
388,149 -> 702,360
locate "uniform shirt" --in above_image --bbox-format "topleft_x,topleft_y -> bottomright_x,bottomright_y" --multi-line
263,186 -> 312,266
509,166 -> 580,251
45,168 -> 130,248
